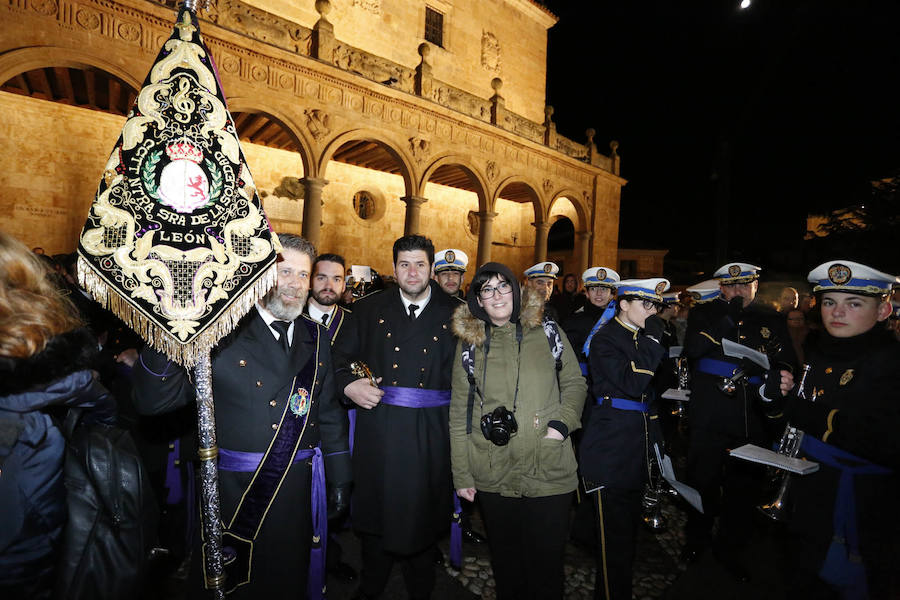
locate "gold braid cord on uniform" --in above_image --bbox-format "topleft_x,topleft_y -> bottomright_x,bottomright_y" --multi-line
76,9 -> 279,367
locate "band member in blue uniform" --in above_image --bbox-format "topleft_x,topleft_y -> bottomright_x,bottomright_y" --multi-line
433,248 -> 468,300
782,260 -> 900,599
562,266 -> 620,378
681,263 -> 796,580
132,234 -> 352,599
333,235 -> 458,600
524,261 -> 560,321
579,277 -> 670,600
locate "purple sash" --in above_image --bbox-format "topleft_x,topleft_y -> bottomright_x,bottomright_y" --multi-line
380,386 -> 451,408
213,325 -> 323,597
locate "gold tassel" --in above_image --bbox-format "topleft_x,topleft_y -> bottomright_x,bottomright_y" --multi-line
76,252 -> 277,368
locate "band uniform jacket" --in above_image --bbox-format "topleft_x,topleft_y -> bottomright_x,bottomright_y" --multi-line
579,317 -> 666,491
786,327 -> 900,585
332,281 -> 457,555
132,308 -> 351,597
684,298 -> 797,439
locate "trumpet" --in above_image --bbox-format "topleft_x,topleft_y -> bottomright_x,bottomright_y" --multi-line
757,363 -> 812,522
671,356 -> 689,419
717,339 -> 783,396
641,454 -> 668,532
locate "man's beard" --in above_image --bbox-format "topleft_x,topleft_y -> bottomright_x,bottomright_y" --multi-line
263,286 -> 305,321
313,288 -> 339,306
399,279 -> 429,298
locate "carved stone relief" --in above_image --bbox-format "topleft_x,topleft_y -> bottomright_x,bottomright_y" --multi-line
481,31 -> 501,73
409,136 -> 430,164
486,160 -> 498,182
333,44 -> 414,93
304,108 -> 332,141
351,0 -> 382,15
542,178 -> 552,193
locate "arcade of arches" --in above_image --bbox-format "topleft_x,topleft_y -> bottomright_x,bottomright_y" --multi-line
0,0 -> 624,278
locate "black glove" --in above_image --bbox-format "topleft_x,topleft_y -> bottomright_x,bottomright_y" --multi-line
758,368 -> 787,417
327,484 -> 351,521
643,315 -> 665,342
727,296 -> 744,320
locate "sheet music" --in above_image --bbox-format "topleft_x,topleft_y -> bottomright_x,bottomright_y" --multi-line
661,388 -> 691,401
729,444 -> 819,475
722,338 -> 770,369
655,444 -> 703,513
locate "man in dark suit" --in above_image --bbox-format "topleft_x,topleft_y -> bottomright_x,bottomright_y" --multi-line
132,234 -> 351,599
333,235 -> 458,600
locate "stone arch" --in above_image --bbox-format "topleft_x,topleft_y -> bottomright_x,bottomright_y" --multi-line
493,175 -> 544,223
226,98 -> 314,178
318,128 -> 415,197
420,154 -> 490,214
0,46 -> 142,91
548,189 -> 588,231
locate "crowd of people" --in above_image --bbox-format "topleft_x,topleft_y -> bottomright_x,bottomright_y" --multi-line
2,226 -> 899,600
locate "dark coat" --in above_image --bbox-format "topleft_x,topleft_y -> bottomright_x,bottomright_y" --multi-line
0,329 -> 114,583
684,297 -> 797,439
579,317 -> 666,491
132,308 -> 350,598
786,327 -> 900,581
332,281 -> 457,554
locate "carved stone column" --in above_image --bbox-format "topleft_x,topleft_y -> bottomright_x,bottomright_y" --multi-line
401,195 -> 428,236
312,0 -> 335,64
532,221 -> 550,263
300,177 -> 328,248
576,230 -> 593,274
476,211 -> 498,267
415,43 -> 433,98
490,78 -> 505,127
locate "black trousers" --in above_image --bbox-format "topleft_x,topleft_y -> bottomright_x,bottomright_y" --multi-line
477,491 -> 572,600
592,487 -> 642,600
357,533 -> 435,599
686,427 -> 764,554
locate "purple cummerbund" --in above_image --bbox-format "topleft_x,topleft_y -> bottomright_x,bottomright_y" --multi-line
380,386 -> 451,408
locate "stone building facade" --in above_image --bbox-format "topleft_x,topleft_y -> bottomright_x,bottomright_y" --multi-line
0,0 -> 623,277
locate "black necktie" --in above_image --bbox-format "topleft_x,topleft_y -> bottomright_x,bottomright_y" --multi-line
321,313 -> 329,327
408,304 -> 419,321
271,320 -> 291,353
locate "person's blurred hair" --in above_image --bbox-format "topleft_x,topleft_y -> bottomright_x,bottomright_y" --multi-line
0,230 -> 82,359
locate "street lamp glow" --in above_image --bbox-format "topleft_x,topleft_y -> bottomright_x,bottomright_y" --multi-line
740,0 -> 751,8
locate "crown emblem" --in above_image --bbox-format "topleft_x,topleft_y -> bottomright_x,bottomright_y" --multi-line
828,263 -> 852,285
728,264 -> 742,278
597,268 -> 607,280
655,281 -> 666,295
445,250 -> 455,264
543,263 -> 553,273
165,139 -> 203,163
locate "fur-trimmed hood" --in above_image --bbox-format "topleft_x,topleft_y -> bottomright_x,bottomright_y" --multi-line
452,285 -> 545,346
0,328 -> 98,396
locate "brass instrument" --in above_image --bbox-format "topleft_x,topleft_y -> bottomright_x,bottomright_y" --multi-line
641,454 -> 668,532
671,355 -> 689,419
350,361 -> 379,388
757,363 -> 812,522
717,339 -> 782,396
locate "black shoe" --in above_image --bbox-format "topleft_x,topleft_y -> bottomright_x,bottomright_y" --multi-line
714,553 -> 751,583
328,560 -> 357,583
462,527 -> 487,544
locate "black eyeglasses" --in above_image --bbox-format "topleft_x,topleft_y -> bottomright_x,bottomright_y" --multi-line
479,281 -> 513,299
636,299 -> 660,312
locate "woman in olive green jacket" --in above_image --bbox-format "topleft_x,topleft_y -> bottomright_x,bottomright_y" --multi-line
450,262 -> 586,600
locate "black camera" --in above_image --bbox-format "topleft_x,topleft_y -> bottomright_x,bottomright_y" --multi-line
480,406 -> 518,446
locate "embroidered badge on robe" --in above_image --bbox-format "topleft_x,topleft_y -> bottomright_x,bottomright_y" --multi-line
290,388 -> 310,417
839,369 -> 854,386
760,326 -> 771,339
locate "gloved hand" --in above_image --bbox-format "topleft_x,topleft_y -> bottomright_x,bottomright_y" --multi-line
643,314 -> 665,342
327,484 -> 351,521
727,295 -> 744,320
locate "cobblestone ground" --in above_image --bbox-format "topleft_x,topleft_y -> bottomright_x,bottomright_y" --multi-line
437,493 -> 688,600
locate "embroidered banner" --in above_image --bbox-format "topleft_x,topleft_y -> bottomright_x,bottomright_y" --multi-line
77,8 -> 279,367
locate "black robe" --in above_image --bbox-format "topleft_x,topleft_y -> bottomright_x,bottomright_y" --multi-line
332,281 -> 457,555
132,309 -> 351,598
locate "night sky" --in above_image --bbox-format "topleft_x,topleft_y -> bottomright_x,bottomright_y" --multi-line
543,0 -> 900,279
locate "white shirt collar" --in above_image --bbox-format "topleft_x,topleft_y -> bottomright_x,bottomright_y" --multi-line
256,302 -> 293,344
307,302 -> 335,326
399,285 -> 431,317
